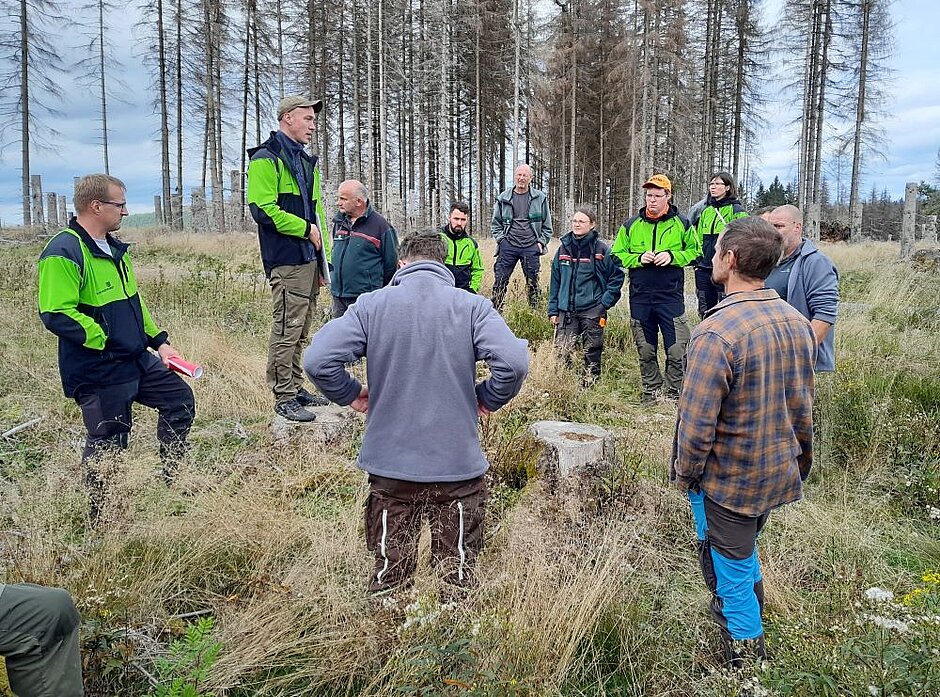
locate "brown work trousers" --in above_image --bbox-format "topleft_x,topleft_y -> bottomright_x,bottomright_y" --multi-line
364,474 -> 486,593
267,262 -> 319,403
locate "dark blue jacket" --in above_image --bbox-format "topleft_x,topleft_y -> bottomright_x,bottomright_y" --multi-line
330,205 -> 399,299
547,230 -> 624,316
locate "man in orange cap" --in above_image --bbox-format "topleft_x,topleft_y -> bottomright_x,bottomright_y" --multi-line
611,174 -> 700,404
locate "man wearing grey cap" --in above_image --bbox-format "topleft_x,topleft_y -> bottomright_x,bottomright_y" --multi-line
247,95 -> 331,422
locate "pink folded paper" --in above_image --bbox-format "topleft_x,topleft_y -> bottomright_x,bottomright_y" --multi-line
166,356 -> 204,379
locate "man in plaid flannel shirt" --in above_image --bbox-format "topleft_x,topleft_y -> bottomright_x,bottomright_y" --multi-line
671,216 -> 817,668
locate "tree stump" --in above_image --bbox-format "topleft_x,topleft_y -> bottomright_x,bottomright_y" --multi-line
529,420 -> 617,520
270,404 -> 360,446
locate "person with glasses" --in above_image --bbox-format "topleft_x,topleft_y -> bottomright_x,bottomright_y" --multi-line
38,174 -> 196,520
689,172 -> 748,318
547,204 -> 624,382
611,174 -> 700,404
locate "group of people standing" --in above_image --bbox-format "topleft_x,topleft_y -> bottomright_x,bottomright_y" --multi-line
24,92 -> 842,692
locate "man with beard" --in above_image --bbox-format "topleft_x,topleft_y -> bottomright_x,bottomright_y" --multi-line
672,216 -> 816,668
440,202 -> 483,293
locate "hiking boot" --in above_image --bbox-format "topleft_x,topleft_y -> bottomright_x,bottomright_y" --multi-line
640,391 -> 659,406
297,387 -> 329,407
274,398 -> 317,422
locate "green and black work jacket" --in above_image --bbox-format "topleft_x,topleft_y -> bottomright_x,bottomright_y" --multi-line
38,220 -> 168,396
440,225 -> 483,293
690,196 -> 748,269
247,131 -> 330,277
611,204 -> 700,303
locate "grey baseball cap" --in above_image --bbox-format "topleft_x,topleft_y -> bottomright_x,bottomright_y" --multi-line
277,95 -> 324,120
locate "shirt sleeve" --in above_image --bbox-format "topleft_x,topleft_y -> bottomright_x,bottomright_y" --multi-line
673,330 -> 733,484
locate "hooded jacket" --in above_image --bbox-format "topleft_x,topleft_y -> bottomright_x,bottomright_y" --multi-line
306,261 -> 529,482
611,204 -> 700,302
38,221 -> 168,396
247,131 -> 330,277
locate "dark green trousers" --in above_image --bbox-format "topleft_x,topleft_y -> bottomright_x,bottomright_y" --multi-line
0,584 -> 83,696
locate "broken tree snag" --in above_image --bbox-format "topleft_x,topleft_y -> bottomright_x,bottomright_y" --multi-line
528,420 -> 617,519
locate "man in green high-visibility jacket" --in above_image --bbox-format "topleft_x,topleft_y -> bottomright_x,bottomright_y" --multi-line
247,95 -> 332,422
37,174 -> 196,519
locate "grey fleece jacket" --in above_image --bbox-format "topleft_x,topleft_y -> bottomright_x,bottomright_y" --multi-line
304,260 -> 530,482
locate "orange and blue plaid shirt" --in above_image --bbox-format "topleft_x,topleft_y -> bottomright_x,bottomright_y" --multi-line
671,289 -> 817,516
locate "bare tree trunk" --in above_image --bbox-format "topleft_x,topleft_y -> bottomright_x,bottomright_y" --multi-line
20,0 -> 31,228
366,1 -> 376,195
239,0 -> 253,224
849,0 -> 871,243
899,182 -> 916,258
276,0 -> 284,96
157,0 -> 170,225
97,0 -> 110,173
31,175 -> 44,232
808,0 -> 832,241
474,2 -> 483,238
378,0 -> 389,209
567,5 -> 576,225
511,0 -> 521,166
175,0 -> 184,227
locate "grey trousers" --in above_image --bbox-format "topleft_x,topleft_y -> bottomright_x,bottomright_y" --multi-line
0,584 -> 83,696
267,263 -> 319,403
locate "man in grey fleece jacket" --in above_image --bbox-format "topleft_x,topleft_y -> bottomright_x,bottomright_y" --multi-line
305,233 -> 530,594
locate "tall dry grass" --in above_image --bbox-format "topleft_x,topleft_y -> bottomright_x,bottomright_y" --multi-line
0,233 -> 938,694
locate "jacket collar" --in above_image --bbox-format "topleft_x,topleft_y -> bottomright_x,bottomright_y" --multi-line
442,224 -> 469,240
390,260 -> 455,287
705,288 -> 780,318
333,203 -> 375,225
561,229 -> 598,247
639,203 -> 679,224
69,217 -> 128,261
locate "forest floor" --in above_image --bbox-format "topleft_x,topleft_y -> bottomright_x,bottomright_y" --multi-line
0,231 -> 938,696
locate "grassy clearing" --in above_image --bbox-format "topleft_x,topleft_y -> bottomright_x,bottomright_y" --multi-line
0,232 -> 938,695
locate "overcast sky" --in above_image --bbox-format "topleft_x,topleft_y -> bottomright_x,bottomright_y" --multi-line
0,0 -> 936,225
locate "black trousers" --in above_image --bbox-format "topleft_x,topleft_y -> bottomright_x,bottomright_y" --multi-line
492,241 -> 541,310
76,352 -> 195,515
694,266 -> 724,317
554,311 -> 605,377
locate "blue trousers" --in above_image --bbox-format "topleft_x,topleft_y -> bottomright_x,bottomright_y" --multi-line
688,490 -> 767,642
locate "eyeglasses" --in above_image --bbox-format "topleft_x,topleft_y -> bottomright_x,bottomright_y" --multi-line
645,193 -> 667,200
98,200 -> 127,210
571,218 -> 592,224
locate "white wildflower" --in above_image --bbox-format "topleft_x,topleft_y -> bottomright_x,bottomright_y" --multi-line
864,587 -> 894,603
928,506 -> 940,522
863,614 -> 909,633
867,686 -> 879,696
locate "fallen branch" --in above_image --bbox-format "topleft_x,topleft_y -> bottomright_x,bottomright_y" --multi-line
1,417 -> 43,439
129,660 -> 160,687
169,608 -> 215,621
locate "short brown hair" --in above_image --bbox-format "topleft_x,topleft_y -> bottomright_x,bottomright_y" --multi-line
399,232 -> 446,263
74,174 -> 125,213
717,217 -> 783,281
573,203 -> 597,225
